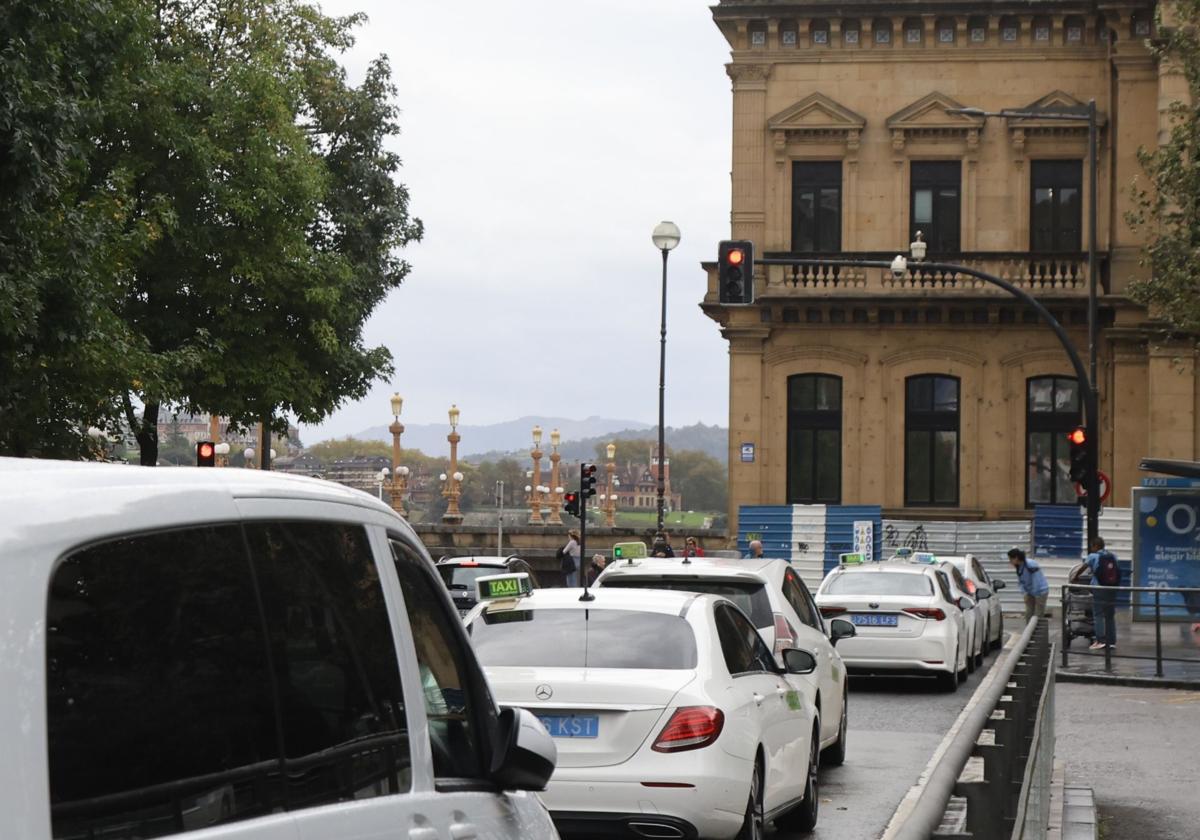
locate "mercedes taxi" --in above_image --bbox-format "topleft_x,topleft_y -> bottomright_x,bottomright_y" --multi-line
463,572 -> 824,838
595,548 -> 856,766
814,554 -> 970,690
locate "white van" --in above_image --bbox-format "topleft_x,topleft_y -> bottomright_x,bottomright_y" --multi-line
0,458 -> 559,840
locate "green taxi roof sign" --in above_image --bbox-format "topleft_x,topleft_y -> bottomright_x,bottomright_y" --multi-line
475,572 -> 533,604
839,552 -> 866,565
894,547 -> 913,558
913,552 -> 938,564
612,541 -> 648,562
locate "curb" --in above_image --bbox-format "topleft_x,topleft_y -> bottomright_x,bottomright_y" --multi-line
1055,669 -> 1200,690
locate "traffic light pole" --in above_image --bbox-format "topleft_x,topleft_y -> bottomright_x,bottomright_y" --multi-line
757,256 -> 1100,547
579,464 -> 594,602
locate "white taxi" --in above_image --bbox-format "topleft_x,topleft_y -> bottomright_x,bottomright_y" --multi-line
464,576 -> 823,839
945,554 -> 1007,650
815,556 -> 969,690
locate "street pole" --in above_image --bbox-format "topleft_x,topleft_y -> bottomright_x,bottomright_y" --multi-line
656,247 -> 668,536
496,480 -> 504,555
1085,99 -> 1101,547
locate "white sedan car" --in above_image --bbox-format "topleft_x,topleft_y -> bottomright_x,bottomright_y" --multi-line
946,554 -> 1007,650
596,555 -> 855,766
465,583 -> 823,839
815,561 -> 969,690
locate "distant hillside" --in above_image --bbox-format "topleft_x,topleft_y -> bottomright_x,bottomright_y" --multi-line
474,422 -> 728,464
351,415 -> 652,458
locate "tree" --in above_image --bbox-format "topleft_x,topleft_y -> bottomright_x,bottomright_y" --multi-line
1127,1 -> 1200,333
668,450 -> 728,513
305,437 -> 393,462
0,0 -> 150,457
102,1 -> 421,464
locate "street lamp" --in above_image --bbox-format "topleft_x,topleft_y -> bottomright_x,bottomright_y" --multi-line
547,428 -> 563,525
388,392 -> 408,515
442,405 -> 464,524
376,467 -> 389,501
946,101 -> 1101,543
651,220 -> 681,535
604,442 -> 617,527
214,441 -> 230,467
528,425 -> 545,525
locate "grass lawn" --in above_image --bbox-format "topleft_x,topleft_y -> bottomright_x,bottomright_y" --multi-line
614,510 -> 715,529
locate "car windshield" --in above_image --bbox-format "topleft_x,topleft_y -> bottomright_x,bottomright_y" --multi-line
469,608 -> 697,669
824,572 -> 933,597
601,577 -> 773,628
438,564 -> 504,591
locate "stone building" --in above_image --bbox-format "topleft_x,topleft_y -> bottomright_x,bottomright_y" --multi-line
702,1 -> 1196,529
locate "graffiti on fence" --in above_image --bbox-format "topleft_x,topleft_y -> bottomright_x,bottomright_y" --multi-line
883,524 -> 929,552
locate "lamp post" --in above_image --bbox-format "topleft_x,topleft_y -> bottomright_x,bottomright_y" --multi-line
376,468 -> 389,501
528,425 -> 545,525
547,428 -> 563,525
388,393 -> 408,515
651,221 -> 681,535
604,443 -> 617,527
442,405 -> 464,524
946,102 -> 1101,545
214,441 -> 230,467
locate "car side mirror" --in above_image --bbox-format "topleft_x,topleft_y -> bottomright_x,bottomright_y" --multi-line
992,579 -> 1006,591
491,706 -> 557,791
975,587 -> 992,600
957,596 -> 975,610
782,648 -> 818,675
829,618 -> 857,646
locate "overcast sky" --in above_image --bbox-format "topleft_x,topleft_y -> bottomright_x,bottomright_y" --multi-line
300,0 -> 733,442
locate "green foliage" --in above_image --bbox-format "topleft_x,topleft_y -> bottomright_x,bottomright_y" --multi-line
305,437 -> 394,461
1127,2 -> 1200,333
668,449 -> 728,512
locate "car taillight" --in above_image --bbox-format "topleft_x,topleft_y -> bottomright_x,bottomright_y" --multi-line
820,606 -> 847,618
772,612 -> 797,658
651,706 -> 725,753
903,607 -> 947,621
964,579 -> 977,595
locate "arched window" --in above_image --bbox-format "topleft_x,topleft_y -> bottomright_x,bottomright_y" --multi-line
1026,376 -> 1082,505
811,19 -> 830,45
788,375 -> 842,504
843,19 -> 861,45
905,375 -> 960,506
780,20 -> 799,47
873,18 -> 893,45
1064,16 -> 1084,44
1033,16 -> 1051,42
968,16 -> 987,43
1000,16 -> 1020,43
749,21 -> 767,48
1132,13 -> 1151,37
904,18 -> 923,44
936,17 -> 956,44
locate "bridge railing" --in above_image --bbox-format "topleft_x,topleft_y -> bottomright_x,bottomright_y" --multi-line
884,617 -> 1055,840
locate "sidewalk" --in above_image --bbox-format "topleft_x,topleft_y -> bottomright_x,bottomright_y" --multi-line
1050,608 -> 1200,687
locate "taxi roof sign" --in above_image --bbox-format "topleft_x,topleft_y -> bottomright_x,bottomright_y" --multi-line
893,547 -> 914,558
839,552 -> 866,565
612,541 -> 648,562
475,572 -> 533,605
912,552 -> 938,564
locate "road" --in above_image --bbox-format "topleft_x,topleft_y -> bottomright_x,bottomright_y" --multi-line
773,658 -> 1001,840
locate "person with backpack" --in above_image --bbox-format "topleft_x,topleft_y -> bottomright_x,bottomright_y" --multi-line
1086,537 -> 1120,650
1008,547 -> 1049,620
559,529 -> 581,587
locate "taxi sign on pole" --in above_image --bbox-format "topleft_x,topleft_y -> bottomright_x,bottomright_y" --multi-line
475,573 -> 533,604
912,552 -> 938,564
839,552 -> 866,565
612,541 -> 648,562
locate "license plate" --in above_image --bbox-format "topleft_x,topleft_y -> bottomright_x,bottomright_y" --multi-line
851,613 -> 898,627
537,715 -> 599,738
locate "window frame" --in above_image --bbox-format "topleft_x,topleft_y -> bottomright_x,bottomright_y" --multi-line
786,373 -> 843,504
910,161 -> 962,253
714,604 -> 775,677
1025,376 -> 1082,506
791,161 -> 843,253
782,568 -> 824,632
1030,159 -> 1083,252
904,374 -> 961,507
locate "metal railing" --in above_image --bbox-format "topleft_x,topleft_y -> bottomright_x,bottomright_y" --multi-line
888,617 -> 1054,840
1060,583 -> 1200,677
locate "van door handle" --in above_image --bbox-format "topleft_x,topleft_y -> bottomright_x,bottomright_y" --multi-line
450,822 -> 478,840
409,828 -> 439,840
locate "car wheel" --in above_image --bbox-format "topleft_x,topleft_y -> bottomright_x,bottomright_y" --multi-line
974,631 -> 985,668
966,637 -> 977,674
736,758 -> 765,840
993,614 -> 1005,650
777,726 -> 820,833
938,664 -> 958,692
822,688 -> 848,767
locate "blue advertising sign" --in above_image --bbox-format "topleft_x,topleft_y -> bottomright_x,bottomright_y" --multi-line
1132,488 -> 1200,620
740,443 -> 755,463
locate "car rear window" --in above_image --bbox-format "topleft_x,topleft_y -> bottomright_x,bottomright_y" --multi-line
824,572 -> 933,597
600,577 -> 773,627
469,608 -> 697,670
438,564 -> 503,591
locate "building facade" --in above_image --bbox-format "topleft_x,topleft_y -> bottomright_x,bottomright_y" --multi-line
703,1 -> 1198,529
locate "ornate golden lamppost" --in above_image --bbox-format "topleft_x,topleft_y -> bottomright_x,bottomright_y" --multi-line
388,392 -> 409,516
546,428 -> 563,525
603,442 -> 617,527
528,425 -> 545,525
441,404 -> 464,524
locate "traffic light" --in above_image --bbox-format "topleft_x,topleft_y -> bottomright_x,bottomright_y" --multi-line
563,491 -> 580,518
196,440 -> 216,467
1067,426 -> 1090,483
718,240 -> 755,304
582,463 -> 598,497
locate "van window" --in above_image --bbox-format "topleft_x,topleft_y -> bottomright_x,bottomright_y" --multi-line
46,522 -> 412,840
782,568 -> 823,630
47,526 -> 280,839
602,576 -> 772,627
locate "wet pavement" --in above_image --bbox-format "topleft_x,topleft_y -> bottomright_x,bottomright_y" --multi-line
1053,608 -> 1200,685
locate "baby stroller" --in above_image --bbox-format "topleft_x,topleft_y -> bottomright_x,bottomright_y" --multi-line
1064,562 -> 1096,648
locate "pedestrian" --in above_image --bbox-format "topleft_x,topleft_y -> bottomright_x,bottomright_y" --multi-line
1084,536 -> 1120,650
1008,547 -> 1049,621
744,539 -> 765,560
682,536 -> 705,558
651,531 -> 675,558
587,554 -> 607,586
560,529 -> 581,587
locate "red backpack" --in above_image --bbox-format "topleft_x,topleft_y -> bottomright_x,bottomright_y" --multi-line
1095,551 -> 1120,586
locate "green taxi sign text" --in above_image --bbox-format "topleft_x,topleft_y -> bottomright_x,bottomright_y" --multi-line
612,541 -> 648,561
476,572 -> 532,602
839,552 -> 866,565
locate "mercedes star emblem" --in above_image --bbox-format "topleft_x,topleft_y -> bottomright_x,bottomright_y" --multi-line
535,684 -> 553,700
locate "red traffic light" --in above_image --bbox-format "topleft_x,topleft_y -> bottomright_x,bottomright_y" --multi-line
198,442 -> 214,459
726,248 -> 745,265
196,440 -> 216,467
1067,427 -> 1087,446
